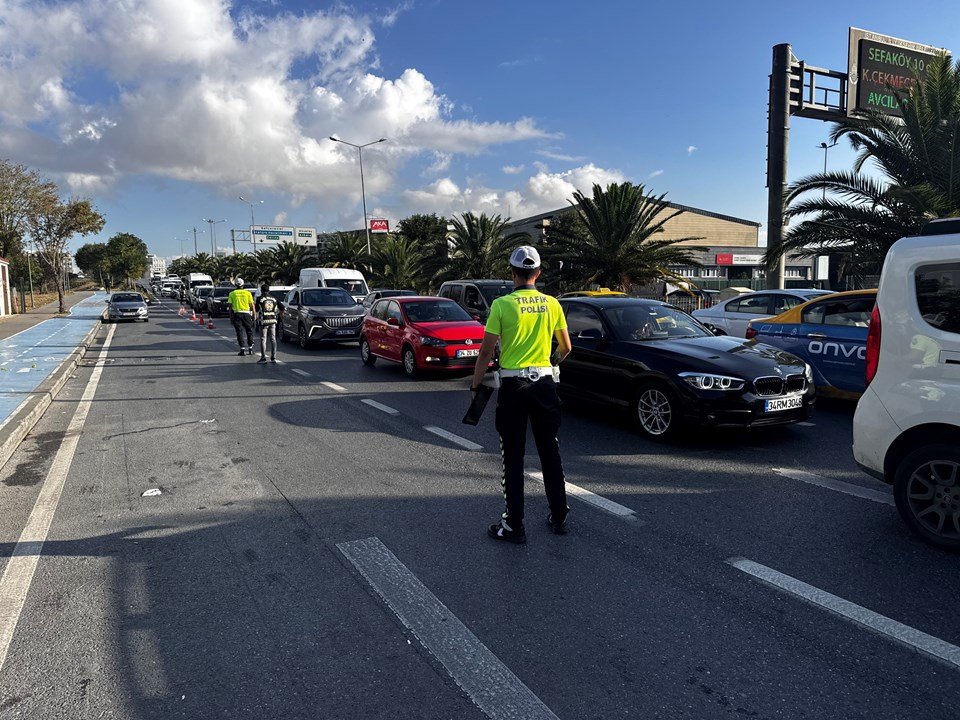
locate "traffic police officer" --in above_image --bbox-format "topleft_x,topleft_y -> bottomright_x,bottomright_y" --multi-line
471,246 -> 573,544
228,278 -> 257,356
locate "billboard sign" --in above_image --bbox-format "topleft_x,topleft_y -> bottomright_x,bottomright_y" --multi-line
251,225 -> 295,244
294,227 -> 318,247
370,218 -> 389,234
847,28 -> 943,117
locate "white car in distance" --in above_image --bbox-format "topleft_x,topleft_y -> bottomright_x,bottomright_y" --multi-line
692,289 -> 831,337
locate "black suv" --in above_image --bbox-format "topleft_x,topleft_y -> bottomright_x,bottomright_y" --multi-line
436,280 -> 514,322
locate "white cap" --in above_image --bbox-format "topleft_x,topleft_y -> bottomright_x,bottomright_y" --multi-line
509,245 -> 541,269
234,277 -> 244,286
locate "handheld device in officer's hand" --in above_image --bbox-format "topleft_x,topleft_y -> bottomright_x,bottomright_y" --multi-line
462,384 -> 494,426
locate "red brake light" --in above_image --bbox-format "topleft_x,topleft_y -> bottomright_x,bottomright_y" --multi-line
745,325 -> 757,340
864,304 -> 881,387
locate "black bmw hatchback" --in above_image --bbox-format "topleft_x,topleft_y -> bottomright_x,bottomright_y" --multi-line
558,297 -> 815,440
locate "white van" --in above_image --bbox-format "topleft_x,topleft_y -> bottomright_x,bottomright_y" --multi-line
852,218 -> 960,549
299,267 -> 368,304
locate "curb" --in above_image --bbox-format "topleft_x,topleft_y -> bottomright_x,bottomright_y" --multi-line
0,319 -> 102,473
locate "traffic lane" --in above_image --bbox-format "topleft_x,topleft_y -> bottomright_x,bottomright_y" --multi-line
0,315 -> 489,719
233,383 -> 958,720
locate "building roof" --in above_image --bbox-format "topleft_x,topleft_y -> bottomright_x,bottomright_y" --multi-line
506,202 -> 760,229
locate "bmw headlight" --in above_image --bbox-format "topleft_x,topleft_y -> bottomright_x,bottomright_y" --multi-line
804,363 -> 814,383
420,335 -> 446,347
678,372 -> 745,391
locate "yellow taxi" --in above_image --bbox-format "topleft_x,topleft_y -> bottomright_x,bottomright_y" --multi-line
558,288 -> 628,298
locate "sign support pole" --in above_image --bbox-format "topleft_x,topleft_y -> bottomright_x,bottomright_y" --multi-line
766,43 -> 791,290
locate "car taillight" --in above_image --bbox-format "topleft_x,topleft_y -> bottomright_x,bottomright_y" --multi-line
864,304 -> 881,387
745,325 -> 757,340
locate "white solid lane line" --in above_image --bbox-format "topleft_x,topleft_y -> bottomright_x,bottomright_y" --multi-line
526,471 -> 638,519
773,468 -> 894,506
339,537 -> 561,720
321,381 -> 347,392
0,323 -> 117,673
728,557 -> 960,670
361,399 -> 400,415
291,368 -> 310,377
423,425 -> 483,451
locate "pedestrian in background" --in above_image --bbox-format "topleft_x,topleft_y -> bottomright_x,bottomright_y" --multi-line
257,283 -> 280,363
228,277 -> 256,356
470,246 -> 572,544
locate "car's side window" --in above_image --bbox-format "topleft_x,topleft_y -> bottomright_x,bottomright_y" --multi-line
801,302 -> 827,325
445,284 -> 463,303
370,300 -> 388,320
564,305 -> 604,336
386,301 -> 403,323
463,285 -> 483,310
732,295 -> 771,314
774,295 -> 804,313
289,291 -> 299,306
916,262 -> 960,334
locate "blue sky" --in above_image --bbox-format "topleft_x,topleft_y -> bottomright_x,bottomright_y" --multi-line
1,0 -> 957,259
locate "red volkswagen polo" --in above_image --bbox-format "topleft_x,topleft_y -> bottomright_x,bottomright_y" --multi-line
360,296 -> 487,377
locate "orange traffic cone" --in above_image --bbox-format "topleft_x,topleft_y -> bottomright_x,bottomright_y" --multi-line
197,314 -> 204,328
207,318 -> 215,329
177,306 -> 186,317
190,309 -> 197,321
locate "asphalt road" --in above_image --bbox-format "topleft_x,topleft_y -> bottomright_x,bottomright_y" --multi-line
0,298 -> 956,720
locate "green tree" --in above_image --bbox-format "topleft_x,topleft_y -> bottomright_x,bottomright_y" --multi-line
75,242 -> 111,286
766,53 -> 960,283
264,242 -> 309,285
0,160 -> 58,288
396,212 -> 450,291
370,235 -> 424,290
105,232 -> 148,287
320,231 -> 369,269
435,212 -> 528,284
28,196 -> 105,312
543,182 -> 703,291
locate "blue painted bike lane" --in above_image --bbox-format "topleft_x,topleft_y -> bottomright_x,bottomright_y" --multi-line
0,293 -> 107,429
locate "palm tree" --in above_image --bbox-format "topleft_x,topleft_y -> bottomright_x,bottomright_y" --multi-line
434,212 -> 528,284
321,231 -> 369,269
543,182 -> 703,291
266,242 -> 309,284
190,252 -> 216,275
370,235 -> 424,290
767,52 -> 960,281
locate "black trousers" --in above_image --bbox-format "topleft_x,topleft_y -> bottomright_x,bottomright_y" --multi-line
232,313 -> 255,349
494,377 -> 567,527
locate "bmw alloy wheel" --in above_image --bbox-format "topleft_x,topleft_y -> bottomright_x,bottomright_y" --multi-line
633,383 -> 679,441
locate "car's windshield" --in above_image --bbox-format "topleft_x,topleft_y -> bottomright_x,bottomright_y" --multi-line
303,288 -> 354,306
196,287 -> 213,297
605,304 -> 710,341
269,290 -> 289,302
325,278 -> 369,295
213,288 -> 231,298
403,300 -> 472,323
112,294 -> 142,303
478,283 -> 514,304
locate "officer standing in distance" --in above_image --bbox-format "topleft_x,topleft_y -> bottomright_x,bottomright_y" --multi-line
470,246 -> 573,544
228,278 -> 257,356
256,283 -> 280,363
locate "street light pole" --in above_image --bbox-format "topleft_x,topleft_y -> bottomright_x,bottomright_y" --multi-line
238,196 -> 264,252
203,218 -> 226,255
818,141 -> 838,201
190,227 -> 204,255
329,136 -> 387,258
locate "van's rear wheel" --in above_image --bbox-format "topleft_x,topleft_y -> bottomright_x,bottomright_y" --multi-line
894,444 -> 960,550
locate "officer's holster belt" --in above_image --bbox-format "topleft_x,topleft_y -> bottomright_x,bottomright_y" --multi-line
499,366 -> 554,381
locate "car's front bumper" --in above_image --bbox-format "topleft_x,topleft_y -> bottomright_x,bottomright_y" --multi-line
677,384 -> 815,428
307,320 -> 363,342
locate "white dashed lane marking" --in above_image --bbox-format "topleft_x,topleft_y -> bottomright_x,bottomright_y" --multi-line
291,369 -> 310,377
424,426 -> 483,451
361,399 -> 400,415
526,471 -> 638,519
728,558 -> 960,671
773,468 -> 894,506
321,381 -> 347,392
339,537 -> 561,720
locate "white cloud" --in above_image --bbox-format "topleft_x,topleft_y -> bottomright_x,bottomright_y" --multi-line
648,169 -> 664,178
502,164 -> 524,175
536,148 -> 586,162
381,1 -> 414,28
0,0 -> 550,214
687,145 -> 698,155
425,151 -> 452,175
401,163 -> 626,219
